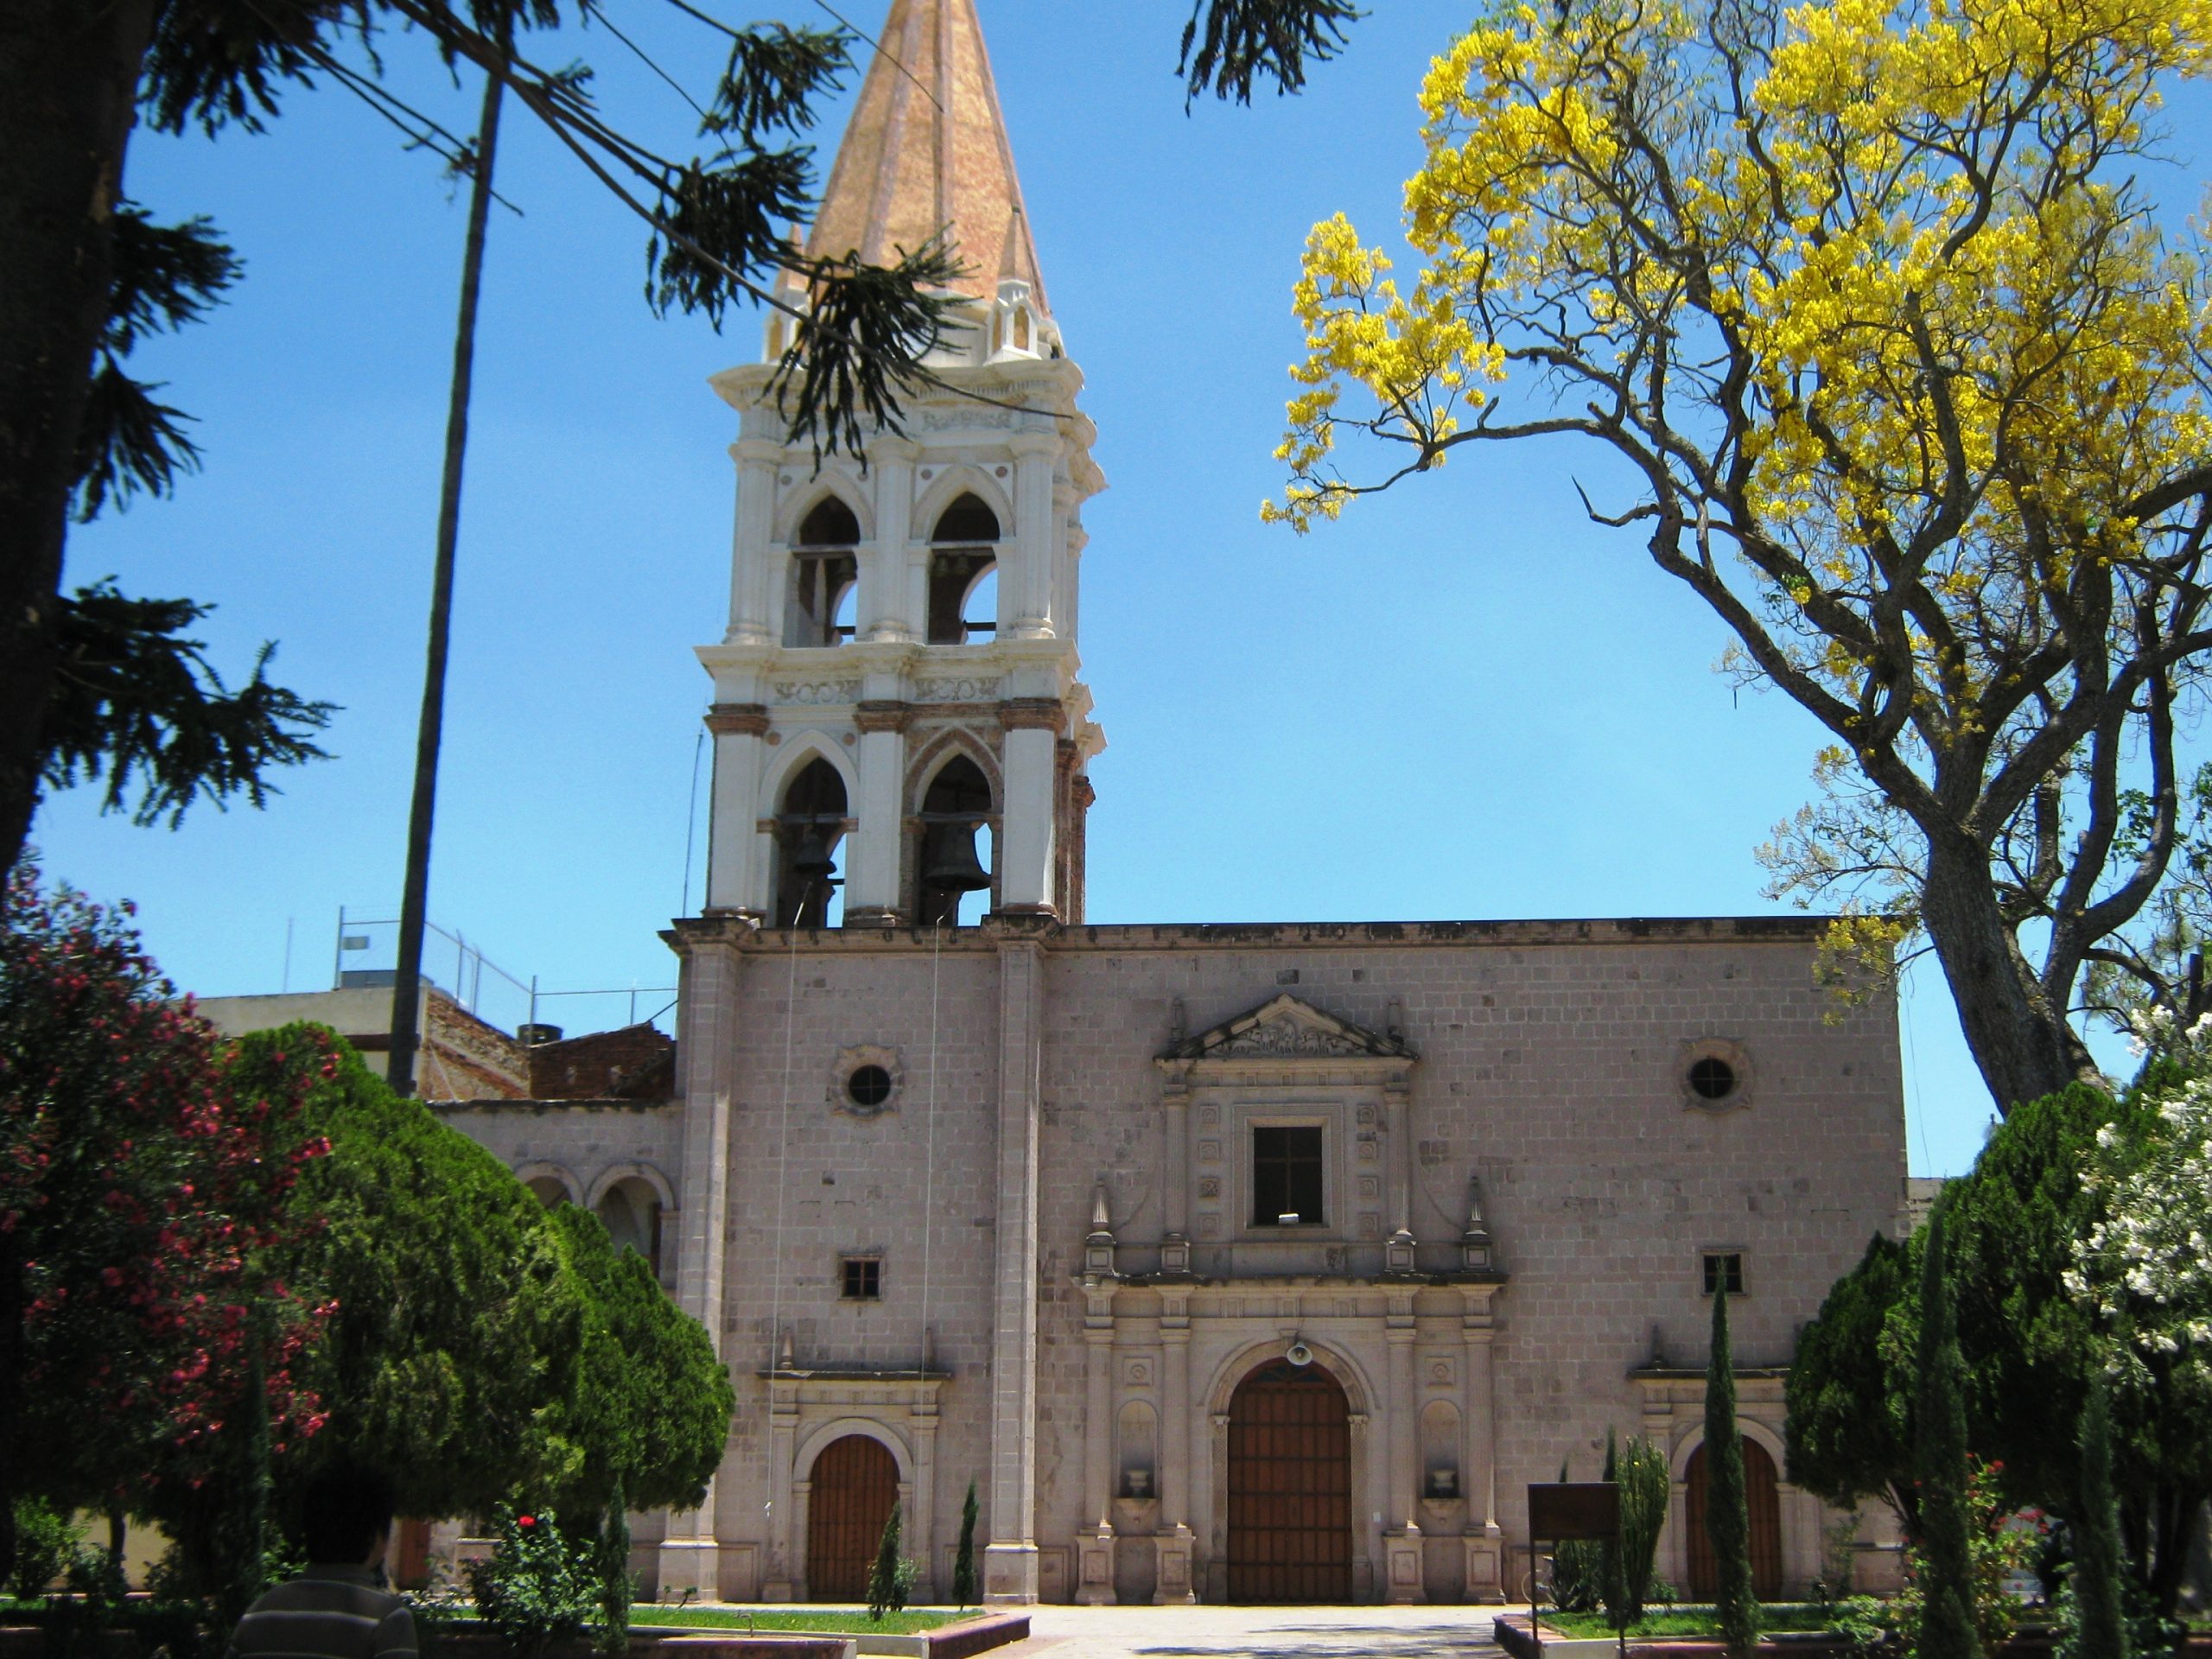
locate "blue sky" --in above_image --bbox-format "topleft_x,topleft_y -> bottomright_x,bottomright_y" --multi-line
33,3 -> 2209,1174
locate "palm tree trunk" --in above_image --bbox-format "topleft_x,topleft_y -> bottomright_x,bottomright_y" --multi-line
390,53 -> 505,1096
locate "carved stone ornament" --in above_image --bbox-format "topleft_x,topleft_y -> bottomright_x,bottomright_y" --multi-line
773,679 -> 863,705
1158,992 -> 1417,1066
914,676 -> 1001,702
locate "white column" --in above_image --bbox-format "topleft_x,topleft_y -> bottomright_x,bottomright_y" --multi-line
659,928 -> 743,1601
997,711 -> 1060,915
866,437 -> 918,639
1007,431 -> 1058,638
704,708 -> 768,917
728,439 -> 781,645
983,935 -> 1045,1605
848,706 -> 907,923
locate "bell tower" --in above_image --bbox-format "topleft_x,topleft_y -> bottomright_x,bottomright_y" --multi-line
696,0 -> 1103,928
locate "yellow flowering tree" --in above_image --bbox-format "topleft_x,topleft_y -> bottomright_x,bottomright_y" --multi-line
1269,0 -> 2212,1112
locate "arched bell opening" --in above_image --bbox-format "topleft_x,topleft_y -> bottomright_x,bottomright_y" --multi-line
787,496 -> 861,648
926,494 -> 1000,644
775,756 -> 849,927
913,755 -> 995,927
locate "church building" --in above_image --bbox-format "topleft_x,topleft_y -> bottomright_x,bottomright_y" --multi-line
439,0 -> 1910,1609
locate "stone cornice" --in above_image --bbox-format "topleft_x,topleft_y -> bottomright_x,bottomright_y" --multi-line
684,913 -> 1846,955
996,696 -> 1065,731
704,702 -> 770,736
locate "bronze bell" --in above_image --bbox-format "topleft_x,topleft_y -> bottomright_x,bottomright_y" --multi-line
790,828 -> 837,881
922,823 -> 991,892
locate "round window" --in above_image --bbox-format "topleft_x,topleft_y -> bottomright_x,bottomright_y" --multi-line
1688,1055 -> 1738,1101
846,1064 -> 893,1109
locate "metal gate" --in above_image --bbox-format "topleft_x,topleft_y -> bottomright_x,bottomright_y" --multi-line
806,1434 -> 898,1602
1685,1436 -> 1783,1600
1226,1360 -> 1354,1603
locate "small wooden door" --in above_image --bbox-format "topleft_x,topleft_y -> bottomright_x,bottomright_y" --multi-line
1226,1360 -> 1354,1603
807,1434 -> 898,1602
1686,1437 -> 1783,1600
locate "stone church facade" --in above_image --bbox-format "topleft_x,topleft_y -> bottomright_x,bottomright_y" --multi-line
441,0 -> 1910,1608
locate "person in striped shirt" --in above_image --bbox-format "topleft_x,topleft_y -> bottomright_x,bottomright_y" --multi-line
226,1466 -> 416,1659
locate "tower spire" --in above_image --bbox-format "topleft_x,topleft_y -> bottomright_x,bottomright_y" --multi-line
805,0 -> 1048,315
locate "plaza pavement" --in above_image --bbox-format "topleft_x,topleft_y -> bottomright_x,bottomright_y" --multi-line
998,1602 -> 1516,1659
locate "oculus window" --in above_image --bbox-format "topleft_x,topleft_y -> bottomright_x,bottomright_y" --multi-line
1251,1126 -> 1325,1227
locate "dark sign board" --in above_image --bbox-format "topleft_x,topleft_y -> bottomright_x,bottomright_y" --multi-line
1528,1481 -> 1619,1541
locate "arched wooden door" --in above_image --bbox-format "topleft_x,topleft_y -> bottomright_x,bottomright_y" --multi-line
1226,1360 -> 1354,1603
807,1434 -> 898,1602
1685,1437 -> 1783,1600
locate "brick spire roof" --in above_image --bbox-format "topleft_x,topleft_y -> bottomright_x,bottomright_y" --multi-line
804,0 -> 1048,315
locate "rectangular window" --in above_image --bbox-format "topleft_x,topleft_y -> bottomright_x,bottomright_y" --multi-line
1252,1126 -> 1325,1226
1702,1251 -> 1745,1295
841,1256 -> 881,1300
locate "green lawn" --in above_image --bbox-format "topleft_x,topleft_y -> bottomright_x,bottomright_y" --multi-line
1535,1605 -> 1834,1639
627,1607 -> 964,1635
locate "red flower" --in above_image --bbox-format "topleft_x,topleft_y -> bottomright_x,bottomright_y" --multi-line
518,1515 -> 536,1529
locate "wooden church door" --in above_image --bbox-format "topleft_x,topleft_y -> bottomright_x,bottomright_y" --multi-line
806,1434 -> 898,1602
1685,1437 -> 1783,1600
1226,1360 -> 1355,1603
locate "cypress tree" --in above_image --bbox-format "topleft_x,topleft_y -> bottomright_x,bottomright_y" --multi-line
1915,1215 -> 1985,1659
2069,1376 -> 2129,1659
953,1480 -> 978,1608
1601,1427 -> 1628,1632
867,1499 -> 905,1621
1705,1281 -> 1760,1659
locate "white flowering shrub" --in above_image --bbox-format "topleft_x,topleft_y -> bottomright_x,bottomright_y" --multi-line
2065,1009 -> 2212,1408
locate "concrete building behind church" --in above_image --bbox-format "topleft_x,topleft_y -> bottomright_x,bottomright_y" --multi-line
436,0 -> 1910,1609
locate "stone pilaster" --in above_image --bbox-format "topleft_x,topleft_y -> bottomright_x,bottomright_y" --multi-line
865,436 -> 918,640
1383,1292 -> 1425,1603
848,701 -> 910,924
1007,430 -> 1059,638
1463,1287 -> 1505,1600
728,438 -> 781,645
1077,1296 -> 1116,1604
660,925 -> 745,1600
703,705 -> 770,917
1154,1288 -> 1196,1604
996,701 -> 1062,916
982,933 -> 1044,1604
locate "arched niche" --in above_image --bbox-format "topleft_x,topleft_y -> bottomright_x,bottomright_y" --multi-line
1421,1399 -> 1462,1501
1115,1401 -> 1158,1501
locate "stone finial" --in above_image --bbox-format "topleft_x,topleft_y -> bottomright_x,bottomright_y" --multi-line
1461,1176 -> 1494,1271
777,1326 -> 795,1371
1084,1181 -> 1118,1277
1168,997 -> 1187,1044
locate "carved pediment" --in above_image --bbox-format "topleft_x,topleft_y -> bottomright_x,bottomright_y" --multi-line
1158,993 -> 1414,1065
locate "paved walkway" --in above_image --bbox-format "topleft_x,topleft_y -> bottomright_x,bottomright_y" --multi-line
1001,1603 -> 1514,1659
